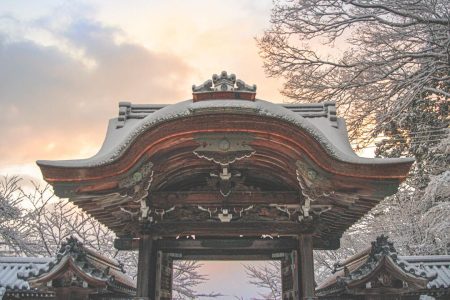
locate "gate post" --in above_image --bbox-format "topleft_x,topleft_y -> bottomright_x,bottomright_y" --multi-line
156,252 -> 173,300
281,251 -> 299,300
136,234 -> 158,300
298,234 -> 317,300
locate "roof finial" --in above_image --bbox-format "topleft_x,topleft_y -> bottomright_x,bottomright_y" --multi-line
192,71 -> 257,102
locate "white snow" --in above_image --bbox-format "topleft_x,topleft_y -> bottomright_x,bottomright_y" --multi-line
0,257 -> 52,299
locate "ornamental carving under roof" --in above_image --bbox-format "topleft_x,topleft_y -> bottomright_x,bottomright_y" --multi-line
192,71 -> 257,101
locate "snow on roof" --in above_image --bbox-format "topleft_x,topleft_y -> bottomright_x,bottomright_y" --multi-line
37,99 -> 413,168
0,257 -> 52,299
402,255 -> 450,289
317,236 -> 450,298
0,238 -> 136,299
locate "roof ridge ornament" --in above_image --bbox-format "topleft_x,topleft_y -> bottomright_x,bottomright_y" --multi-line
192,71 -> 257,102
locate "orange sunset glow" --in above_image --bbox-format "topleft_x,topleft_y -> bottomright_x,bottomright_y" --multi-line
0,0 -> 285,297
0,0 -> 286,179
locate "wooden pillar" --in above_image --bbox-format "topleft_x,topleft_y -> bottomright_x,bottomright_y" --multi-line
136,234 -> 158,300
298,234 -> 317,300
281,251 -> 299,300
158,253 -> 173,300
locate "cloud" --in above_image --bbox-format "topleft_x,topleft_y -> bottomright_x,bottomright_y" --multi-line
0,1 -> 286,183
0,17 -> 192,170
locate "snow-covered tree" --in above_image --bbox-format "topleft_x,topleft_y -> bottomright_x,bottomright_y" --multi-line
244,261 -> 281,300
0,176 -> 34,255
258,0 -> 449,143
172,260 -> 222,300
373,134 -> 450,255
0,176 -> 218,298
246,1 -> 449,293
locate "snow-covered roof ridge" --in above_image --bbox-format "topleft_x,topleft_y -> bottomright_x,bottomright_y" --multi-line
37,99 -> 414,168
0,257 -> 52,264
117,102 -> 164,128
115,101 -> 339,129
401,255 -> 450,263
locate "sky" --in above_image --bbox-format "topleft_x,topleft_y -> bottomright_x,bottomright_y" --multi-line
0,0 -> 285,298
0,1 -> 375,298
0,0 -> 287,180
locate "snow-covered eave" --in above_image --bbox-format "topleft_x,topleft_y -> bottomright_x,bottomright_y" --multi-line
27,256 -> 108,287
37,99 -> 414,169
347,256 -> 429,289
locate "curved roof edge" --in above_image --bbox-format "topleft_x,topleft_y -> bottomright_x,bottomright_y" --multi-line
37,99 -> 414,169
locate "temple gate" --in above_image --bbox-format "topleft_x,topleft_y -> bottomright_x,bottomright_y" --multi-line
37,72 -> 413,300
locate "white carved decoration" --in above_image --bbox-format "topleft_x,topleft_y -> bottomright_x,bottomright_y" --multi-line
139,198 -> 151,221
234,205 -> 254,217
192,71 -> 257,93
271,204 -> 301,220
218,209 -> 233,222
154,206 -> 175,220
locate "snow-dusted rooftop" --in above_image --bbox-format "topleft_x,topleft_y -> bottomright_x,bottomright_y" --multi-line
37,99 -> 413,168
0,238 -> 136,299
402,255 -> 450,289
0,257 -> 52,299
316,236 -> 450,298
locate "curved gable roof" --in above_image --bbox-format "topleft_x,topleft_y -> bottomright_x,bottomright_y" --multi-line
38,99 -> 412,170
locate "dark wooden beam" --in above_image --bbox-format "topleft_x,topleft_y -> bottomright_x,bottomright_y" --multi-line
145,221 -> 313,237
150,191 -> 300,207
114,237 -> 140,250
115,237 -> 298,251
174,252 -> 280,260
157,238 -> 297,251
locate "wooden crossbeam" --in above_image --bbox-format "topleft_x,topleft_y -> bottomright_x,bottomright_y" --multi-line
149,191 -> 300,207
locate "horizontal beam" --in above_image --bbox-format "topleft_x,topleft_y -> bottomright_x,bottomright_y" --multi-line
150,191 -> 301,207
114,238 -> 140,250
115,236 -> 339,251
159,238 -> 297,250
173,252 -> 281,261
145,221 -> 312,237
115,237 -> 297,251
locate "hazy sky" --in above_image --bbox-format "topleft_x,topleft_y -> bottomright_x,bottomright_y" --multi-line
0,0 -> 285,297
0,0 -> 286,178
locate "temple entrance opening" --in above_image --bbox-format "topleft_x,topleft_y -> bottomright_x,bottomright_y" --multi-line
187,261 -> 281,299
